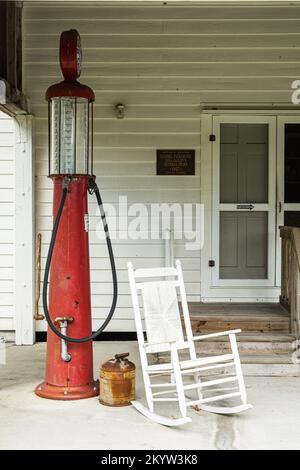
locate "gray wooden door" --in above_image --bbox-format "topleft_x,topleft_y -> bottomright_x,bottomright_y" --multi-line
211,118 -> 276,289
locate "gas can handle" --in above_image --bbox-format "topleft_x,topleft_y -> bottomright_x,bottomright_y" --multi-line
115,352 -> 130,360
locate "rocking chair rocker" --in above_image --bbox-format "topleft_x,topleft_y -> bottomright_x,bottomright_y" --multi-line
128,259 -> 252,426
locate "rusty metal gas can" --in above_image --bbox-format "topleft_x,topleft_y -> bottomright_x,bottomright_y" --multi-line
99,353 -> 136,406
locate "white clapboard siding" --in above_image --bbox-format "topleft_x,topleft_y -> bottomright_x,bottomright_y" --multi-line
0,111 -> 15,331
23,2 -> 300,331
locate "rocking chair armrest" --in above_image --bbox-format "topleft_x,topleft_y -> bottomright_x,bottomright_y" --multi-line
192,329 -> 242,341
142,339 -> 177,348
142,339 -> 178,353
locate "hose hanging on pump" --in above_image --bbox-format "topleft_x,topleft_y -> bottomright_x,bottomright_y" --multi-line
42,176 -> 118,343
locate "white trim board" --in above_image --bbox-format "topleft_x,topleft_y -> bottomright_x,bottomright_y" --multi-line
14,115 -> 35,345
202,110 -> 300,115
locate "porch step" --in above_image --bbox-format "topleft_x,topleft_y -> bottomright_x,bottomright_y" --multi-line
155,347 -> 300,377
201,357 -> 300,377
212,354 -> 299,376
188,302 -> 290,334
176,302 -> 299,375
242,362 -> 300,377
194,333 -> 296,356
241,353 -> 293,364
153,353 -> 300,377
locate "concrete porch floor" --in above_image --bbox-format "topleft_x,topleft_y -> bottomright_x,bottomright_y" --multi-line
0,341 -> 300,450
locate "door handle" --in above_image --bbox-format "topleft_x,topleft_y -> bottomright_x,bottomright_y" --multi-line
236,204 -> 254,210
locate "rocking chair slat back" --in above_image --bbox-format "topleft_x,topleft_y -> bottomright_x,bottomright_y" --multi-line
128,260 -> 194,354
140,280 -> 183,344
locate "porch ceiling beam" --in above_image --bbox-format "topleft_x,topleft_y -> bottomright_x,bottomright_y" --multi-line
0,79 -> 28,116
22,0 -> 300,3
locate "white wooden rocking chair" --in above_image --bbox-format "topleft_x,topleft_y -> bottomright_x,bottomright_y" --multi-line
128,259 -> 252,426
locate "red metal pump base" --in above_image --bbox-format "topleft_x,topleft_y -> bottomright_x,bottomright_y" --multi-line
35,176 -> 98,401
35,380 -> 99,401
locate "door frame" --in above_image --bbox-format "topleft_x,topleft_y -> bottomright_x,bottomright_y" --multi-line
201,110 -> 282,302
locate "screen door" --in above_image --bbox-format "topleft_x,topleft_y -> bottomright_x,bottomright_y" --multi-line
212,116 -> 276,287
277,116 -> 300,285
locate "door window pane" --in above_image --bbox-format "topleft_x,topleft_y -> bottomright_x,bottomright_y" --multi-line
220,124 -> 268,203
284,211 -> 300,228
284,124 -> 300,203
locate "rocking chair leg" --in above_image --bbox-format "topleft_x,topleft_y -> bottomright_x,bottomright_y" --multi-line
171,343 -> 188,418
144,373 -> 154,413
229,333 -> 247,405
148,400 -> 154,413
193,372 -> 203,402
141,355 -> 155,413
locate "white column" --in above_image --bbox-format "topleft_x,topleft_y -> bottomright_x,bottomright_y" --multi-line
14,114 -> 35,345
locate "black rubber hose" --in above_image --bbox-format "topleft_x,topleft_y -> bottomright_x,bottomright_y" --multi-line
42,177 -> 118,343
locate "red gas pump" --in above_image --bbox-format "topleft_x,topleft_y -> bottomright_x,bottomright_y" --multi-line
35,30 -> 118,400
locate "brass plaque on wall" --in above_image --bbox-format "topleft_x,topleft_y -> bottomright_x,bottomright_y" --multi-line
156,149 -> 195,175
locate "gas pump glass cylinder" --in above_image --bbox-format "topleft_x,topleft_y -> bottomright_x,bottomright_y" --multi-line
49,97 -> 93,176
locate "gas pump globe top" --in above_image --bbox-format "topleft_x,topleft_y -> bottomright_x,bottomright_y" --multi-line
46,29 -> 94,176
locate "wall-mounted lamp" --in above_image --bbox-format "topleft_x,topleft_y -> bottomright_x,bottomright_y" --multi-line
115,103 -> 125,119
